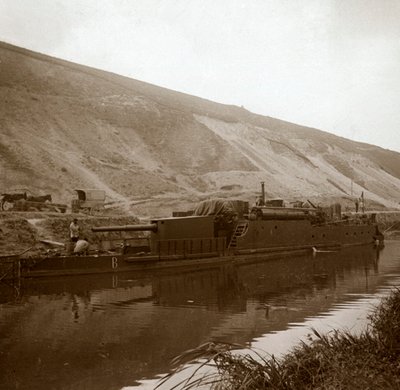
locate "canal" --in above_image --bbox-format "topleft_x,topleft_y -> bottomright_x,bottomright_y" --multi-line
1,240 -> 400,390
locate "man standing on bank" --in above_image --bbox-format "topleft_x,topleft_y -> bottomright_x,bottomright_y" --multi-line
69,218 -> 80,243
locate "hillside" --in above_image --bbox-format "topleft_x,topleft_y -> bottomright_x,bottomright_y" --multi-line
1,41 -> 400,217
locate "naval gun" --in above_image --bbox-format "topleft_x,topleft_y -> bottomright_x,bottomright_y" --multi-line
92,216 -> 215,240
92,223 -> 158,233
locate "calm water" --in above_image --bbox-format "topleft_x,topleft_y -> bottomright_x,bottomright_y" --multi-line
1,241 -> 400,390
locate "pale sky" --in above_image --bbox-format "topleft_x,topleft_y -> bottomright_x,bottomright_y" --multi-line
1,0 -> 399,151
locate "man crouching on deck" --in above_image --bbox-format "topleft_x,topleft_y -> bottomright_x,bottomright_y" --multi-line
74,238 -> 89,256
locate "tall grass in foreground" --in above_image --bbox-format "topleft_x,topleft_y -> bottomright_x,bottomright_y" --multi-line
159,288 -> 400,389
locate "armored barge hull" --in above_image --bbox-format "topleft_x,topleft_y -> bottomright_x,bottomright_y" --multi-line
1,203 -> 383,279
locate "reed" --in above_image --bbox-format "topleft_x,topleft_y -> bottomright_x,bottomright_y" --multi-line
159,288 -> 400,389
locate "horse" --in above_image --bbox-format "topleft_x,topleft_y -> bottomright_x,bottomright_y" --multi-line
26,194 -> 52,203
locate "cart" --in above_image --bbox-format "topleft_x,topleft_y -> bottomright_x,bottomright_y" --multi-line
71,189 -> 106,214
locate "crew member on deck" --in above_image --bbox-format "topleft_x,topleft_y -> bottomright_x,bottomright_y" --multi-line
69,218 -> 80,242
74,238 -> 89,255
256,196 -> 263,206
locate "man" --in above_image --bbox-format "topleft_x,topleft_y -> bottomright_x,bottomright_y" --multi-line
74,238 -> 89,255
69,218 -> 80,242
255,196 -> 263,206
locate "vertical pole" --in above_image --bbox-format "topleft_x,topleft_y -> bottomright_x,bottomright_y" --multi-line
261,181 -> 265,206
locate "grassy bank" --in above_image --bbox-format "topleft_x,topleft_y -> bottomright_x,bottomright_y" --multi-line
163,288 -> 400,389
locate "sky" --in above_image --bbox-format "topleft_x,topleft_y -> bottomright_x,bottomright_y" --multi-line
1,0 -> 399,152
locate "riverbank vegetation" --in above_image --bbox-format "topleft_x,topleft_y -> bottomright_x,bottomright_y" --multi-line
162,288 -> 400,389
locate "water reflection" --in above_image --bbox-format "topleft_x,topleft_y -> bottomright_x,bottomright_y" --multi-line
1,242 -> 399,390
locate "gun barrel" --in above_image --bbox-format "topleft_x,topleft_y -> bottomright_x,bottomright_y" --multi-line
92,224 -> 157,233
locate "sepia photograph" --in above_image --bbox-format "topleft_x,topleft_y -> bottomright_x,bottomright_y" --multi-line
1,1 -> 400,389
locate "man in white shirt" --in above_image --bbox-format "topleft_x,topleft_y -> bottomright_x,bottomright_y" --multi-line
69,218 -> 80,242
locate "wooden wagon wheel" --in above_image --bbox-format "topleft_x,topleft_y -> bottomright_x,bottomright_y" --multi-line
1,200 -> 15,211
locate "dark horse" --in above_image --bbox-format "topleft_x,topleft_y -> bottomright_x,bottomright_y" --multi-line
27,194 -> 52,203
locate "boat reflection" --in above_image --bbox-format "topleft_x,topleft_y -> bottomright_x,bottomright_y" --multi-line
0,244 -> 384,390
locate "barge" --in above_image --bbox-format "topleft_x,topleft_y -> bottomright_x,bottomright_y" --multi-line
0,184 -> 384,279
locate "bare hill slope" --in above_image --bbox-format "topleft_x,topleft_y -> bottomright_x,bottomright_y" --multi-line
1,41 -> 400,215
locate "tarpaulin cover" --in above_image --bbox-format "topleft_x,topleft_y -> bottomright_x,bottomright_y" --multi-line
194,199 -> 236,219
